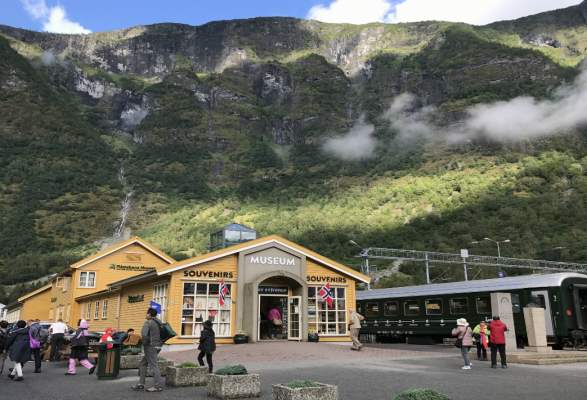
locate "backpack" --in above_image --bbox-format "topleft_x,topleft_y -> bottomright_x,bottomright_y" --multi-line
29,330 -> 42,349
154,320 -> 176,343
70,329 -> 89,348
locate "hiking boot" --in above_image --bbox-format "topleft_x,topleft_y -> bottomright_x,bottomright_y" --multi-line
146,386 -> 163,392
461,365 -> 471,370
131,384 -> 145,391
89,366 -> 96,375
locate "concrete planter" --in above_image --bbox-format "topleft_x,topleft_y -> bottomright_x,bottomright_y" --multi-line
272,383 -> 338,400
137,358 -> 174,377
166,365 -> 210,387
120,354 -> 143,369
207,373 -> 261,399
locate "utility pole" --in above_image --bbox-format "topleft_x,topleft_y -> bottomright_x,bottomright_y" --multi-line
425,252 -> 430,284
461,249 -> 469,281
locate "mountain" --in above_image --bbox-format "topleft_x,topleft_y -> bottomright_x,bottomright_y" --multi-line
1,2 -> 587,301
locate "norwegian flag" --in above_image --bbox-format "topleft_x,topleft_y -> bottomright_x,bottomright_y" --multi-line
318,283 -> 334,309
219,280 -> 230,307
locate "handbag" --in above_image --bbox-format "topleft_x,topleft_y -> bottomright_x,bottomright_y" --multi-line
272,319 -> 283,326
454,338 -> 463,348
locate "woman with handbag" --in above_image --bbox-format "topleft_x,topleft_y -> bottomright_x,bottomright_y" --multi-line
452,318 -> 474,370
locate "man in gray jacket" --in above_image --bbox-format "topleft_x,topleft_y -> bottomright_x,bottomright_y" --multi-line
132,308 -> 163,392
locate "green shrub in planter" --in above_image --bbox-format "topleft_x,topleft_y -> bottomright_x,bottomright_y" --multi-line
285,380 -> 320,389
393,388 -> 450,400
308,333 -> 320,342
215,365 -> 248,375
179,362 -> 199,368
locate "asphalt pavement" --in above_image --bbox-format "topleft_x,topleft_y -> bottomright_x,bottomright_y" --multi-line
2,343 -> 586,400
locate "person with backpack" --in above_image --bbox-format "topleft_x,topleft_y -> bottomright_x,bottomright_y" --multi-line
197,320 -> 216,373
29,319 -> 43,373
452,318 -> 474,370
65,319 -> 96,376
132,308 -> 164,392
0,320 -> 8,375
6,320 -> 31,381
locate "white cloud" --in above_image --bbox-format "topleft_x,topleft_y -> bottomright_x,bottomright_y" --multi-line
389,0 -> 580,25
20,0 -> 91,34
322,116 -> 378,160
307,0 -> 394,24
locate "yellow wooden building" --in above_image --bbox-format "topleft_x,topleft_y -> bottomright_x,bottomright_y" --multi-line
16,233 -> 369,346
18,284 -> 53,321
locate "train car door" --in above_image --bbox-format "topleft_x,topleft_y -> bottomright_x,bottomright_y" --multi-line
572,285 -> 587,330
530,290 -> 554,336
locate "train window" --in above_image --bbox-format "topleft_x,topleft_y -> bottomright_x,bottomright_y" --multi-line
533,295 -> 546,309
404,300 -> 421,316
511,293 -> 521,313
425,299 -> 443,315
365,302 -> 380,317
449,298 -> 468,314
476,297 -> 491,314
384,301 -> 399,316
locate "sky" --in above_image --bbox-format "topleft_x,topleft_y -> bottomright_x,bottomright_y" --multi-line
0,0 -> 582,34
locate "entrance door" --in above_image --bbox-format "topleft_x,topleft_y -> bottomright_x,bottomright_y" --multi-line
530,290 -> 554,336
573,286 -> 587,330
288,296 -> 301,340
258,295 -> 288,341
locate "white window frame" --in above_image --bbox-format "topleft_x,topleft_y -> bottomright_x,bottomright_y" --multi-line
94,301 -> 100,320
85,303 -> 92,320
153,283 -> 169,322
79,271 -> 96,288
181,282 -> 232,338
102,300 -> 108,320
425,299 -> 443,316
308,286 -> 347,336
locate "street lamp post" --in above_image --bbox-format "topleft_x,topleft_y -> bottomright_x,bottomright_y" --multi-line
349,240 -> 371,290
471,238 -> 511,258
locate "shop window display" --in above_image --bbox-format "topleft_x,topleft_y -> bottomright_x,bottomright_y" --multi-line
182,282 -> 232,337
307,286 -> 346,335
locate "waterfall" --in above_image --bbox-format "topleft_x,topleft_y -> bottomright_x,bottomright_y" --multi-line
113,162 -> 133,240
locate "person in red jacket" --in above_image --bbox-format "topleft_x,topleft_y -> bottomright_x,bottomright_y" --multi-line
489,316 -> 508,368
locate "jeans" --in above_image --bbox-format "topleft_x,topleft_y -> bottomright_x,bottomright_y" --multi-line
461,346 -> 471,366
31,348 -> 42,371
491,343 -> 507,366
50,333 -> 65,361
139,345 -> 162,388
197,351 -> 213,373
476,342 -> 487,360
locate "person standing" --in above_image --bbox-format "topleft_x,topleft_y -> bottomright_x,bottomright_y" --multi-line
197,320 -> 216,373
473,321 -> 490,361
266,306 -> 282,340
49,318 -> 68,361
132,308 -> 163,392
65,319 -> 96,376
489,316 -> 508,369
349,308 -> 365,351
6,320 -> 31,381
452,318 -> 474,370
29,319 -> 43,373
0,320 -> 8,375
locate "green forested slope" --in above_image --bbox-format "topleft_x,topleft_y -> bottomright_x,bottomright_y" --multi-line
1,3 -> 587,301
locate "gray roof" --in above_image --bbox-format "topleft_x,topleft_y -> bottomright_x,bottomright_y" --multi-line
357,272 -> 587,301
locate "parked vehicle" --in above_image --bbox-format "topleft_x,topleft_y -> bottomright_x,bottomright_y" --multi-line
356,272 -> 587,349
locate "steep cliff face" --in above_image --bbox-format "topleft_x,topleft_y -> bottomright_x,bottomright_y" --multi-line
1,4 -> 587,301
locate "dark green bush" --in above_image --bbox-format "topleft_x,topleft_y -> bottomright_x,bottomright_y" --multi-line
393,388 -> 450,400
215,365 -> 248,375
178,362 -> 199,368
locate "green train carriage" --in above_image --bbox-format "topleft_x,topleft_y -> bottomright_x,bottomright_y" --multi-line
356,273 -> 587,348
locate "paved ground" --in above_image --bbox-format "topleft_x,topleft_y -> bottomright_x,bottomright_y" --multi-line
2,342 -> 587,400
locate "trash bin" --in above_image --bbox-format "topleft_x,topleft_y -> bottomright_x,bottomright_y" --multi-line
95,343 -> 121,380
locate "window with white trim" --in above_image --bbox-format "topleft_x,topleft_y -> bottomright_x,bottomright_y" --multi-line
79,272 -> 96,288
153,283 -> 169,322
308,286 -> 347,336
94,301 -> 100,320
66,305 -> 71,322
86,303 -> 92,320
102,300 -> 108,319
181,282 -> 232,338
